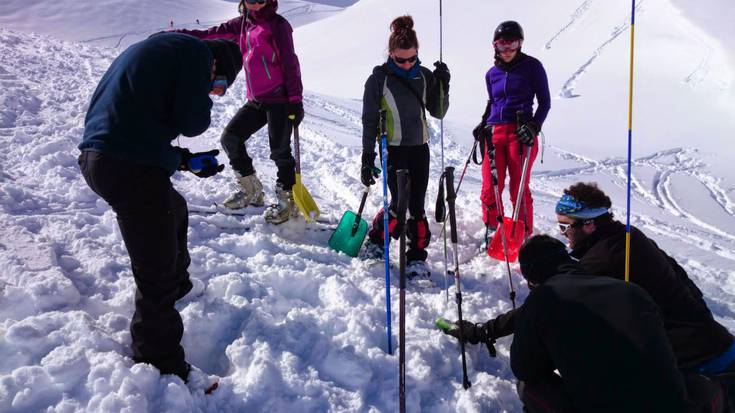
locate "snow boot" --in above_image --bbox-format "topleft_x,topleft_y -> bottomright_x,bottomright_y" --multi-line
361,239 -> 384,260
407,260 -> 433,287
223,173 -> 265,209
264,183 -> 297,224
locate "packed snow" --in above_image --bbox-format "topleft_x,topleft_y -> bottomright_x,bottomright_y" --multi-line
1,0 -> 734,412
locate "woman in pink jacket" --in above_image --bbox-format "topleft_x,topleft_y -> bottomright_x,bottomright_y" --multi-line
177,0 -> 304,224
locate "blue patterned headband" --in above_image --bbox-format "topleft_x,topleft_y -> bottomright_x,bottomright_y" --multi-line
555,194 -> 609,219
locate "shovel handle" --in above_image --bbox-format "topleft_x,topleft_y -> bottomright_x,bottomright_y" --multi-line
351,187 -> 370,235
291,121 -> 302,175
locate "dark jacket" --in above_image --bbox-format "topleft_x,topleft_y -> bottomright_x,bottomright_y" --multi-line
484,52 -> 550,128
571,220 -> 734,369
79,33 -> 213,174
511,262 -> 688,413
362,61 -> 449,153
176,1 -> 303,104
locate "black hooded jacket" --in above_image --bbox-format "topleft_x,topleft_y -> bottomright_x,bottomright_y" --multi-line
570,220 -> 734,369
511,261 -> 689,413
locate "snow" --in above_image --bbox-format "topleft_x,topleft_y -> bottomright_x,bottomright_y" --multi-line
0,0 -> 734,412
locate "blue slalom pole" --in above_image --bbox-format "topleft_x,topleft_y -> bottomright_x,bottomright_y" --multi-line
380,109 -> 392,354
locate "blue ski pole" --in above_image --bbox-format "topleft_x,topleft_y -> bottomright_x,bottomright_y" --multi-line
379,109 -> 392,355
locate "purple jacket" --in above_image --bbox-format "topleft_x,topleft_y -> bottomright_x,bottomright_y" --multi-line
177,1 -> 303,104
485,53 -> 550,128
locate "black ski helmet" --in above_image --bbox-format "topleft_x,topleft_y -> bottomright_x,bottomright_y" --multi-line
493,21 -> 524,41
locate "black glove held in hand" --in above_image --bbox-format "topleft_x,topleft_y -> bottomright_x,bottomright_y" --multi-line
178,148 -> 224,178
360,152 -> 380,187
286,102 -> 304,126
433,61 -> 451,90
445,320 -> 491,345
516,120 -> 539,146
472,123 -> 492,143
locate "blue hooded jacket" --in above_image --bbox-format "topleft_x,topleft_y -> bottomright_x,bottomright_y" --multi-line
80,33 -> 213,174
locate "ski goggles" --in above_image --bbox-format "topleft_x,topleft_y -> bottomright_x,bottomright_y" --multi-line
555,194 -> 609,219
493,39 -> 522,52
211,76 -> 228,96
393,54 -> 418,64
245,0 -> 267,4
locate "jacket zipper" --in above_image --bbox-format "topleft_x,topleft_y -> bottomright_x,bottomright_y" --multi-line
501,71 -> 509,121
262,56 -> 272,80
244,18 -> 255,95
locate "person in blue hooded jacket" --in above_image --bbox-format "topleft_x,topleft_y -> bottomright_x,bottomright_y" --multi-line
78,33 -> 241,382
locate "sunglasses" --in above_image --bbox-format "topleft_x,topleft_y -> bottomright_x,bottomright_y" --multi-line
211,76 -> 228,95
558,219 -> 591,234
493,39 -> 522,53
393,55 -> 418,64
245,0 -> 266,4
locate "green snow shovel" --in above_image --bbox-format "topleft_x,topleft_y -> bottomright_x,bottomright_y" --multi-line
328,186 -> 370,257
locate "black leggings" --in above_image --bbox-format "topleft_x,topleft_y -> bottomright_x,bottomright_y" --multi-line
220,101 -> 296,189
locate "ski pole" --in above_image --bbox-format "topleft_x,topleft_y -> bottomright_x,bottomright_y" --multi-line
396,169 -> 410,413
489,150 -> 517,309
379,109 -> 392,355
437,0 -> 450,307
511,111 -> 532,235
438,139 -> 478,233
445,166 -> 471,390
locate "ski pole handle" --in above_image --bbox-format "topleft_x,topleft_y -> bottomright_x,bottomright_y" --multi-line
445,167 -> 458,244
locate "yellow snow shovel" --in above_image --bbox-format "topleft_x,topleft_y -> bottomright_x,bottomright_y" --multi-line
289,117 -> 320,222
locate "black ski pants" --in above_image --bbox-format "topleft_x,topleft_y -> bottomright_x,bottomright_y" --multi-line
368,143 -> 431,261
220,100 -> 296,190
78,151 -> 191,380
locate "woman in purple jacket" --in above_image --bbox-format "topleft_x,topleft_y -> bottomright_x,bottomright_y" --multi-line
177,0 -> 304,224
474,21 -> 550,240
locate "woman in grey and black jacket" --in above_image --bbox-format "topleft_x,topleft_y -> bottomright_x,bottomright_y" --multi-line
360,15 -> 450,278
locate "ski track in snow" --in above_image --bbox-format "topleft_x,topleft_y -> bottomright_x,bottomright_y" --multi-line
557,1 -> 645,98
1,27 -> 734,412
544,0 -> 594,50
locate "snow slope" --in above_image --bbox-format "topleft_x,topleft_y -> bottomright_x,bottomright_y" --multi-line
1,0 -> 734,412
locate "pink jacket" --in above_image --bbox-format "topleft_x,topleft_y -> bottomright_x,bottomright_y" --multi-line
177,1 -> 302,104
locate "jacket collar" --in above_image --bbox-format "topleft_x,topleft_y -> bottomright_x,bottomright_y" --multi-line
494,51 -> 528,71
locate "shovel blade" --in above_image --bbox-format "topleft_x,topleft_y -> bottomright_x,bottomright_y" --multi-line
487,217 -> 526,263
293,174 -> 320,222
328,211 -> 368,257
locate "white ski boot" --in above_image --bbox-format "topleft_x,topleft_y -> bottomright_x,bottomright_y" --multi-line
223,173 -> 265,209
264,183 -> 297,224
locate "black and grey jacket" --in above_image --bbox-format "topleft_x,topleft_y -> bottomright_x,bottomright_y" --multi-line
361,62 -> 449,154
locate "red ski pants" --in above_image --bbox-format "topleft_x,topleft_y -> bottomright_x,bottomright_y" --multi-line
480,123 -> 538,236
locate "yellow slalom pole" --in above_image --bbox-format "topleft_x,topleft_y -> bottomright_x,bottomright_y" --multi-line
624,1 -> 636,282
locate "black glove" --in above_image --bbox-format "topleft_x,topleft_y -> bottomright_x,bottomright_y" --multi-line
444,320 -> 493,345
286,102 -> 304,127
360,152 -> 381,187
516,120 -> 539,146
177,148 -> 225,178
472,122 -> 492,143
432,61 -> 450,90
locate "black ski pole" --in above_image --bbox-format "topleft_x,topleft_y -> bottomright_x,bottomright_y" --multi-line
489,149 -> 517,309
396,169 -> 410,413
445,166 -> 471,390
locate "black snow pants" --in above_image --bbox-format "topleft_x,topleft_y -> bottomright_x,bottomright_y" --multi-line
78,151 -> 191,380
220,100 -> 296,190
367,143 -> 431,261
